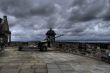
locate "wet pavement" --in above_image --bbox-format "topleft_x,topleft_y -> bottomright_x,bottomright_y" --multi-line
0,47 -> 110,73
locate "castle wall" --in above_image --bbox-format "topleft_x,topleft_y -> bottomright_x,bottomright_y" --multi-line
54,42 -> 110,60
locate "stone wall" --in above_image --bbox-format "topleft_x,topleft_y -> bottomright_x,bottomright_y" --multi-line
9,42 -> 38,47
55,42 -> 110,60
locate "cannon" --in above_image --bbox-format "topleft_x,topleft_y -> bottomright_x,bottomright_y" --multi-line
38,34 -> 64,52
38,41 -> 47,52
18,28 -> 64,52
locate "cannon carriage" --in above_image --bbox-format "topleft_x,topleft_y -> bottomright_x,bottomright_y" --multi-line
18,28 -> 63,52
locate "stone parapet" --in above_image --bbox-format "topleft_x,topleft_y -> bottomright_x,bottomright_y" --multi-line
54,42 -> 110,60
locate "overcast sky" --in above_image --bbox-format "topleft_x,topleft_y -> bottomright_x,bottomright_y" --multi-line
0,0 -> 110,41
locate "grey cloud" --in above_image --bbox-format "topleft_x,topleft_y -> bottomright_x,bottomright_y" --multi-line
69,0 -> 106,21
0,0 -> 56,18
99,0 -> 110,21
30,4 -> 56,16
0,0 -> 32,18
101,9 -> 110,21
72,0 -> 86,7
1,0 -> 110,41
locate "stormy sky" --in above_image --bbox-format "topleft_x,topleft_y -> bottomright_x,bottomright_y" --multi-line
0,0 -> 110,41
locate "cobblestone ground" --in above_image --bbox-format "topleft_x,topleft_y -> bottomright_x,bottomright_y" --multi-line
0,47 -> 110,73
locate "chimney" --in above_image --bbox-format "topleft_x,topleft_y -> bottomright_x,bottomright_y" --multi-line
3,16 -> 8,22
3,16 -> 8,28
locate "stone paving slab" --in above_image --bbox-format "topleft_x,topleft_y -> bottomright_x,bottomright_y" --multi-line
31,64 -> 47,69
31,64 -> 48,73
62,71 -> 76,73
1,65 -> 20,69
47,63 -> 61,73
0,47 -> 110,73
19,69 -> 34,73
35,68 -> 47,73
47,63 -> 76,73
47,63 -> 59,69
58,64 -> 74,70
48,69 -> 62,73
0,69 -> 19,73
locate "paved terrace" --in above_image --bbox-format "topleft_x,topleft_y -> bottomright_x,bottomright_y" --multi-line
0,47 -> 110,73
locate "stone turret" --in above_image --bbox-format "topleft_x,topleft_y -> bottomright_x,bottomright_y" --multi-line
0,16 -> 11,45
3,16 -> 9,31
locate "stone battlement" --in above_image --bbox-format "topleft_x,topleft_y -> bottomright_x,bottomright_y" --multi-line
54,41 -> 110,60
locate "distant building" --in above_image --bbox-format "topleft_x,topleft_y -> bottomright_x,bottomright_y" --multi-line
46,28 -> 56,47
0,16 -> 11,45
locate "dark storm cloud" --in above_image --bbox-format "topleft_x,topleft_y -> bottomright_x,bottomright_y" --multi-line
68,0 -> 106,21
0,0 -> 56,18
0,0 -> 110,41
101,8 -> 110,20
30,4 -> 56,16
99,0 -> 110,21
0,0 -> 32,18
